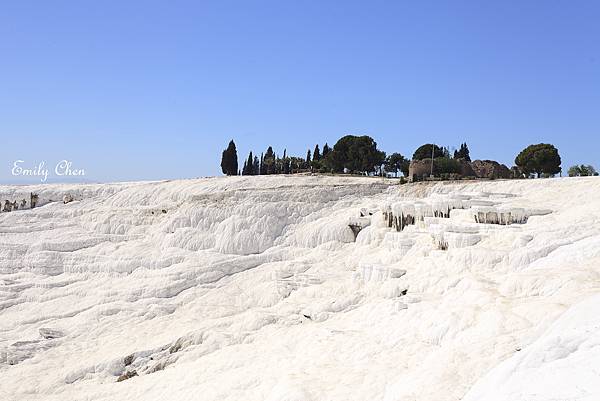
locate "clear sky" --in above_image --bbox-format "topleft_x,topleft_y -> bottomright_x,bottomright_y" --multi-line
1,0 -> 598,183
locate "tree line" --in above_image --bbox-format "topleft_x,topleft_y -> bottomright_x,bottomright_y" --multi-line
222,137 -> 473,178
235,143 -> 333,176
221,135 -> 593,179
221,135 -> 395,176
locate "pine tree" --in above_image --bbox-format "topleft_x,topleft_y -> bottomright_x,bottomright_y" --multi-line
323,143 -> 331,157
385,153 -> 409,177
327,135 -> 384,174
515,143 -> 561,177
412,144 -> 444,160
220,140 -> 238,175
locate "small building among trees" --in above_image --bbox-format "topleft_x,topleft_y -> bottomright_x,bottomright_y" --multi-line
408,143 -> 512,181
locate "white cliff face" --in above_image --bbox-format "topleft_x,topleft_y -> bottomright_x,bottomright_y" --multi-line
0,175 -> 599,401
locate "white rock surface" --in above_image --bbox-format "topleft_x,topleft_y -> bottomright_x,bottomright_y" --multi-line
0,175 -> 599,401
462,293 -> 600,401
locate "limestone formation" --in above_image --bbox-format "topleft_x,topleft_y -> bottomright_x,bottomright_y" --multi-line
39,328 -> 65,339
116,370 -> 138,382
30,193 -> 39,209
383,196 -> 467,232
63,194 -> 74,204
348,216 -> 371,240
123,354 -> 135,366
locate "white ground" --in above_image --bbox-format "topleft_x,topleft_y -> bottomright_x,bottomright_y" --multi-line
1,175 -> 599,401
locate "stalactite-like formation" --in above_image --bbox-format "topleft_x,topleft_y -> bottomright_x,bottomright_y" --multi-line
30,193 -> 39,208
472,207 -> 528,225
0,193 -> 40,213
382,204 -> 394,228
348,217 -> 371,240
382,196 -> 468,232
376,192 -> 551,255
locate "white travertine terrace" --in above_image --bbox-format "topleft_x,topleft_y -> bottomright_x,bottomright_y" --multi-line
1,176 -> 599,401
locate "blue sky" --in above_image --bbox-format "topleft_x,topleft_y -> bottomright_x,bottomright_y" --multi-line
1,0 -> 598,183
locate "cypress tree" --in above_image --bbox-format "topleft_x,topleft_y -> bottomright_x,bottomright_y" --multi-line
322,143 -> 331,157
259,153 -> 265,175
313,144 -> 321,161
253,156 -> 260,175
454,143 -> 471,161
220,140 -> 238,176
264,147 -> 275,174
244,151 -> 253,175
462,143 -> 471,161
